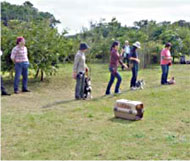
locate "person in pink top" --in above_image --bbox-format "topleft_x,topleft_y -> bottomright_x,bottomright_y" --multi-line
160,42 -> 172,85
11,37 -> 30,94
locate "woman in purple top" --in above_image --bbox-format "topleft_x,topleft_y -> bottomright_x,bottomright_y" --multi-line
105,41 -> 128,95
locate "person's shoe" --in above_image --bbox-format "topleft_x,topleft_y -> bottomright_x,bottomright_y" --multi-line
14,91 -> 20,94
1,91 -> 11,96
105,92 -> 111,96
22,89 -> 31,92
130,87 -> 137,90
161,83 -> 169,85
115,91 -> 122,94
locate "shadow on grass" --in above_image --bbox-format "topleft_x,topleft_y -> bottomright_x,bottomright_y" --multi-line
42,95 -> 108,108
42,99 -> 76,108
109,117 -> 135,124
2,78 -> 50,94
41,89 -> 132,108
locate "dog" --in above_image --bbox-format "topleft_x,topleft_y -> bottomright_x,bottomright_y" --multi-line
135,79 -> 145,89
168,77 -> 176,85
83,77 -> 92,99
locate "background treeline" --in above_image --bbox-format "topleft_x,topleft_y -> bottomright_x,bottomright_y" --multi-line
1,1 -> 190,80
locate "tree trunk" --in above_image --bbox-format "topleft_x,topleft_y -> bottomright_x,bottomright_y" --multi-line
173,56 -> 175,63
35,68 -> 40,79
40,70 -> 44,81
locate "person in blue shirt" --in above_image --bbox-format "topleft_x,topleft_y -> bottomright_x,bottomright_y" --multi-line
129,41 -> 141,90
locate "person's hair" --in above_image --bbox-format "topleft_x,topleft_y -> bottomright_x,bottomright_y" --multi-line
131,45 -> 137,52
165,42 -> 172,48
16,37 -> 25,45
110,41 -> 120,51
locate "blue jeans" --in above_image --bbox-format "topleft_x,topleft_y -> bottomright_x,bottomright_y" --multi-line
14,62 -> 29,92
106,67 -> 122,94
161,64 -> 169,84
130,64 -> 138,87
75,72 -> 85,99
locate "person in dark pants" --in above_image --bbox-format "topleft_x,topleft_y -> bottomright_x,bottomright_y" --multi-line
10,37 -> 30,94
105,41 -> 128,95
1,77 -> 11,96
129,41 -> 141,90
0,50 -> 11,96
121,40 -> 131,70
73,43 -> 89,100
160,43 -> 172,85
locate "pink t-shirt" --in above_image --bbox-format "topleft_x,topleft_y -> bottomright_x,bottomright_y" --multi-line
160,48 -> 171,65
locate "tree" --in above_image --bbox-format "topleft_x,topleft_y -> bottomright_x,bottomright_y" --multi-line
1,20 -> 72,81
1,1 -> 60,26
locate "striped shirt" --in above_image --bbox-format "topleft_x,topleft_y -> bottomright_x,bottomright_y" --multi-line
11,45 -> 29,63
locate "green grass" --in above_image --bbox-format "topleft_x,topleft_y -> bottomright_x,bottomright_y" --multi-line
1,64 -> 190,160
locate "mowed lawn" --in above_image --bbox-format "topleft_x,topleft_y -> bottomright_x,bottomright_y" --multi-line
1,64 -> 190,160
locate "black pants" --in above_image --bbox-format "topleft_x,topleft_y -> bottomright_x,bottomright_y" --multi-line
1,77 -> 6,92
122,54 -> 130,69
130,64 -> 138,87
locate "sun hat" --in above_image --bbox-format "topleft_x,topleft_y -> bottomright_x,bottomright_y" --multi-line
133,41 -> 141,48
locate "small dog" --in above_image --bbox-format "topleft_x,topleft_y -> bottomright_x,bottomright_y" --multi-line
136,80 -> 145,89
83,77 -> 92,99
168,77 -> 176,85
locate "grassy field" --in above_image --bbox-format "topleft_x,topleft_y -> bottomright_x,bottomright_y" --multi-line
1,64 -> 190,160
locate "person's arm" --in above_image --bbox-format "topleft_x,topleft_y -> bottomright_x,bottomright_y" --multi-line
162,50 -> 172,60
162,56 -> 172,60
129,57 -> 140,63
73,54 -> 80,79
85,63 -> 88,72
10,48 -> 16,63
117,53 -> 128,69
121,46 -> 125,55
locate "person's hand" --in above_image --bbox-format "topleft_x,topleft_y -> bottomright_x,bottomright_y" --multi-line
72,72 -> 77,79
85,67 -> 89,73
120,49 -> 124,55
136,59 -> 140,63
122,64 -> 128,70
11,59 -> 16,64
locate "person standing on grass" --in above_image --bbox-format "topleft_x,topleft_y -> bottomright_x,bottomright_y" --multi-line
121,40 -> 131,69
1,77 -> 11,96
11,37 -> 30,94
105,41 -> 128,95
129,41 -> 141,90
0,50 -> 11,96
160,42 -> 172,85
73,43 -> 89,100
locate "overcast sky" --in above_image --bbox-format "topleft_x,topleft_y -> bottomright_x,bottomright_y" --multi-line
2,0 -> 190,35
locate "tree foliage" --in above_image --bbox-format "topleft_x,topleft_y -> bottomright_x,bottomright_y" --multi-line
1,1 -> 190,81
1,1 -> 78,80
77,19 -> 190,67
1,1 -> 60,27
